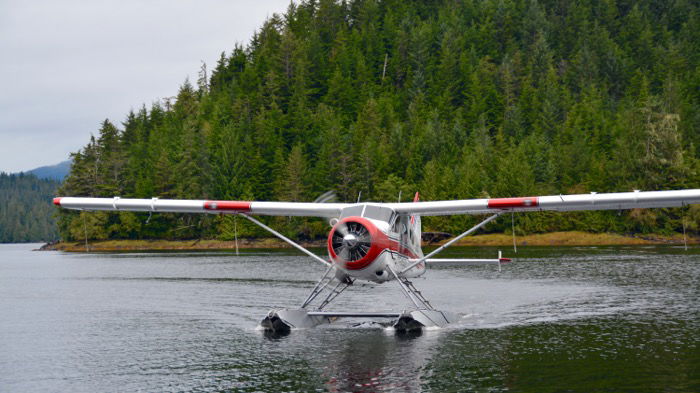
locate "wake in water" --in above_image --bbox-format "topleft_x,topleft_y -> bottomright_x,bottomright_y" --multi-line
448,278 -> 633,329
249,275 -> 639,332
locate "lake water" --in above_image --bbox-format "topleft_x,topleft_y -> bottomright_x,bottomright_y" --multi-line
0,243 -> 698,392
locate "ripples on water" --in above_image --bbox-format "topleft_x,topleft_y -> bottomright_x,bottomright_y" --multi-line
0,244 -> 697,392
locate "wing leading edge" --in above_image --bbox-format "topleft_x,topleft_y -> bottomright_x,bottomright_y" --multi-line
53,197 -> 348,217
54,189 -> 700,217
386,189 -> 700,216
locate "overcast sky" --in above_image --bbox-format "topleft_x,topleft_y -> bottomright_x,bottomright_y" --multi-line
0,0 -> 291,173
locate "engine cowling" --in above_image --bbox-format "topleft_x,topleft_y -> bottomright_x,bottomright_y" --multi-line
328,217 -> 388,270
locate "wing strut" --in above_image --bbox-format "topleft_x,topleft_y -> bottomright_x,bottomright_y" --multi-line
239,214 -> 331,267
399,213 -> 502,274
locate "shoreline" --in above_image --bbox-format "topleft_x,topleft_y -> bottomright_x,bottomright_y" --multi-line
38,231 -> 698,252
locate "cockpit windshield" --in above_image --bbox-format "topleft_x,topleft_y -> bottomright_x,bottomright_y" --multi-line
339,204 -> 395,222
362,205 -> 394,222
339,205 -> 363,218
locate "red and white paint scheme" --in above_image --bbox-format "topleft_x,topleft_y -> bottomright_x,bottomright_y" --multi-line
54,189 -> 700,216
54,188 -> 700,332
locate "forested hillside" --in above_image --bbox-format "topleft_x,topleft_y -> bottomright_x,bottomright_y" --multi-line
1,173 -> 60,242
57,0 -> 700,241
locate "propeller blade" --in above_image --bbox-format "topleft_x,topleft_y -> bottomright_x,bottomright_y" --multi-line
339,247 -> 350,261
331,220 -> 371,262
313,190 -> 338,204
334,222 -> 349,237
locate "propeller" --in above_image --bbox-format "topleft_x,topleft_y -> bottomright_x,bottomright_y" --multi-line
331,221 -> 371,262
313,190 -> 337,204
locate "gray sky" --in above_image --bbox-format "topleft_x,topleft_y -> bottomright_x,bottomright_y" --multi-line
0,0 -> 291,173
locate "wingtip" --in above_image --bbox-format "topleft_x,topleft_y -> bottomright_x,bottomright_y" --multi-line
53,197 -> 62,206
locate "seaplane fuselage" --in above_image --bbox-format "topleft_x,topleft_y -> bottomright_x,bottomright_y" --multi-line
327,205 -> 425,283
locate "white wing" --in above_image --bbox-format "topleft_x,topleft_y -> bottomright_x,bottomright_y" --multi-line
54,189 -> 700,217
385,189 -> 700,216
53,197 -> 349,217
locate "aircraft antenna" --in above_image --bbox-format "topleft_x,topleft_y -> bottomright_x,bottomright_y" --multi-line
682,203 -> 688,251
234,215 -> 239,256
511,212 -> 517,253
82,212 -> 90,252
356,191 -> 362,203
397,190 -> 402,203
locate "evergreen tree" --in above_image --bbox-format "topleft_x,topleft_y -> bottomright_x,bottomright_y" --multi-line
0,173 -> 61,242
54,0 -> 700,241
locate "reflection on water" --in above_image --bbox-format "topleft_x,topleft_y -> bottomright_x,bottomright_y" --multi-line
0,244 -> 698,392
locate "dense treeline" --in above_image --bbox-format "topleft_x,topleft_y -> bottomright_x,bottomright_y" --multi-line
1,173 -> 60,242
58,0 -> 700,241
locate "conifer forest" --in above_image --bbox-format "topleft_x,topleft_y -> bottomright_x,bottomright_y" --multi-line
56,0 -> 700,241
0,173 -> 61,242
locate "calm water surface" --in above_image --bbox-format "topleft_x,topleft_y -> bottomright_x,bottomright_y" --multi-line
0,243 -> 698,392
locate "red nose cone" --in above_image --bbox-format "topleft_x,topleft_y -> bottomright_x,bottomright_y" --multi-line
328,217 -> 384,270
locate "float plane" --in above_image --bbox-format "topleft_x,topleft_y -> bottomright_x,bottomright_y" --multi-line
53,189 -> 700,333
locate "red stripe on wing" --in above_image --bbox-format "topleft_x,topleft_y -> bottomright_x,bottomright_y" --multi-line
203,201 -> 252,212
487,197 -> 539,209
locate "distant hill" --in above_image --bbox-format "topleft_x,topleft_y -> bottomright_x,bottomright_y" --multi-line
0,173 -> 60,243
26,160 -> 71,181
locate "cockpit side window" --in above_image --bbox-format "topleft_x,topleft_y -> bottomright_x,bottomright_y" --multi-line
393,215 -> 410,243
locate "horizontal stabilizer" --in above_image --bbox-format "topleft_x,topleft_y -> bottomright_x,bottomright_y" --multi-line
421,249 -> 511,265
418,251 -> 511,271
423,258 -> 510,265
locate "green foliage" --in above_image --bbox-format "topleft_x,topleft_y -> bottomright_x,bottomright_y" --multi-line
0,173 -> 60,242
57,0 -> 700,240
